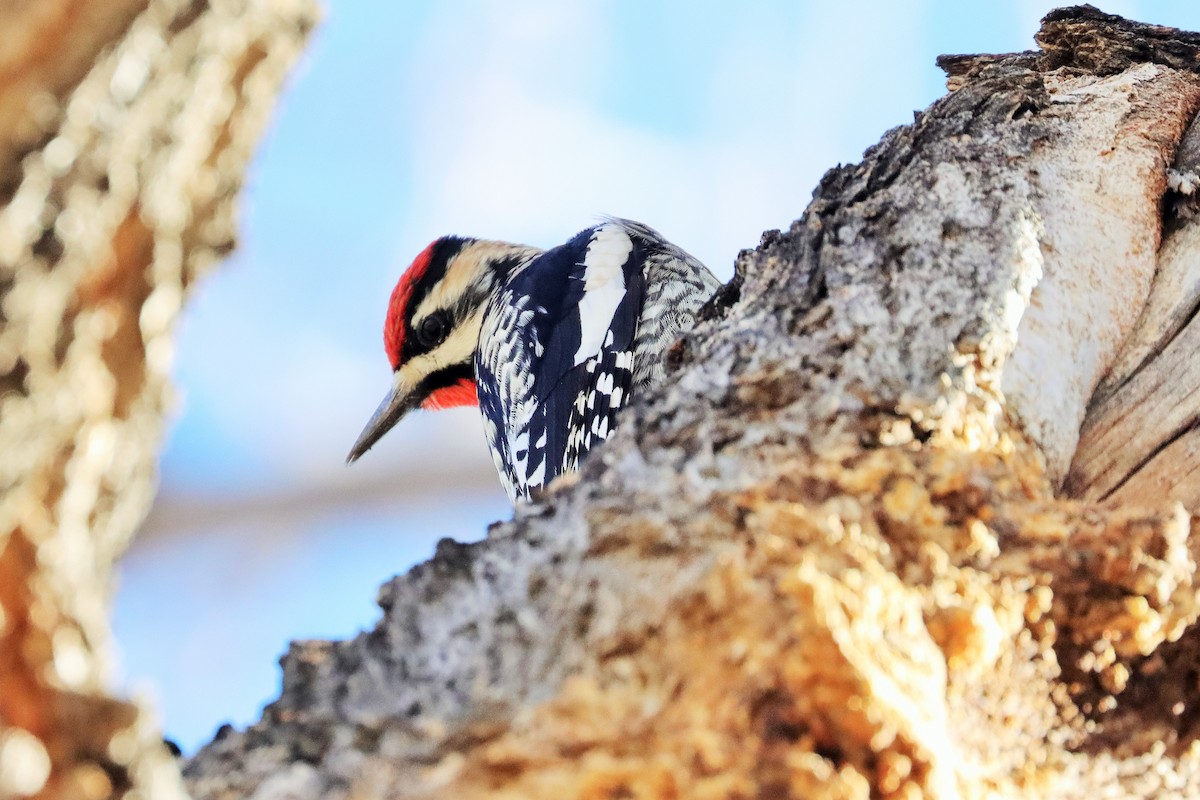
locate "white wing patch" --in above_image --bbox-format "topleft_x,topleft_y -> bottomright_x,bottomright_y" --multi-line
572,224 -> 632,366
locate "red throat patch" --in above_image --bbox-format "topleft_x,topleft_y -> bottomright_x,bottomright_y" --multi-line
384,240 -> 438,369
422,378 -> 478,410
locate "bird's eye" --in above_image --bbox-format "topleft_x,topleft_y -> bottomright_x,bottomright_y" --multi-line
416,312 -> 450,349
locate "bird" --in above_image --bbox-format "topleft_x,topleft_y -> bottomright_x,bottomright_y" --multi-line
347,218 -> 720,502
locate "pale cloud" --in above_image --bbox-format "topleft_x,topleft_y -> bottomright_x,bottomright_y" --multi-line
400,2 -> 934,285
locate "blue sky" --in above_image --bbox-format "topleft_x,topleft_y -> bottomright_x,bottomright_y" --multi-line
112,0 -> 1200,754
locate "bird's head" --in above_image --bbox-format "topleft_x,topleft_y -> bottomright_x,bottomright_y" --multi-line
347,236 -> 537,463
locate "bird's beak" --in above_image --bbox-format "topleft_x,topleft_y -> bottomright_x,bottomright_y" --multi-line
346,378 -> 420,463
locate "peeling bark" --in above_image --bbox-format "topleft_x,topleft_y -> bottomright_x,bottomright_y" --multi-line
0,1 -> 316,798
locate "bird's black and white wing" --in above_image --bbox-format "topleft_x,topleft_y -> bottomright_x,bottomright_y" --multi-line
475,222 -> 646,501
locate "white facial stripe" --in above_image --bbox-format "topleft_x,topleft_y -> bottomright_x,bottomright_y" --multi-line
400,241 -> 535,395
573,224 -> 632,365
411,241 -> 538,326
395,311 -> 482,389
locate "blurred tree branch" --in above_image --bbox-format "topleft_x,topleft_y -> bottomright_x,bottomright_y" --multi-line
0,1 -> 316,798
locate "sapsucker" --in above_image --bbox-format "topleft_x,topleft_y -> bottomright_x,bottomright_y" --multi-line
348,218 -> 719,501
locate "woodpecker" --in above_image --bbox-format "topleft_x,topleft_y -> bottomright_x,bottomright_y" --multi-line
347,218 -> 720,501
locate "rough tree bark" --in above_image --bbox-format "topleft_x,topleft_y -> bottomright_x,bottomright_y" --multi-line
176,7 -> 1200,799
0,1 -> 316,798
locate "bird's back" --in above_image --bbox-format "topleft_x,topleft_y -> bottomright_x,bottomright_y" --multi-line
475,219 -> 718,501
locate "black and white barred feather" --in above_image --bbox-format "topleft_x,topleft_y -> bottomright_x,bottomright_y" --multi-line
475,218 -> 719,501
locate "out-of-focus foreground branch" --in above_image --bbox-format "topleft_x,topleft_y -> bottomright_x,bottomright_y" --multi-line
179,7 -> 1200,800
0,2 -> 315,798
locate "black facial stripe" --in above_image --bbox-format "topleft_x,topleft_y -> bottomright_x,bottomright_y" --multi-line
451,284 -> 492,324
400,236 -> 474,361
402,235 -> 472,329
417,360 -> 475,397
447,253 -> 526,323
416,236 -> 469,296
487,253 -> 528,280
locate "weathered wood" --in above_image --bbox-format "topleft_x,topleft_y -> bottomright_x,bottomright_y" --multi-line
1055,7 -> 1200,509
182,6 -> 1200,799
1067,107 -> 1200,504
0,1 -> 316,798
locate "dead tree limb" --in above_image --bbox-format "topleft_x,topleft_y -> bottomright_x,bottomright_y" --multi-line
0,2 -> 315,798
168,6 -> 1200,799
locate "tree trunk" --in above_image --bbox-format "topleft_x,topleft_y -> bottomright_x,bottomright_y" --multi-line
108,5 -> 1200,799
0,2 -> 315,798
